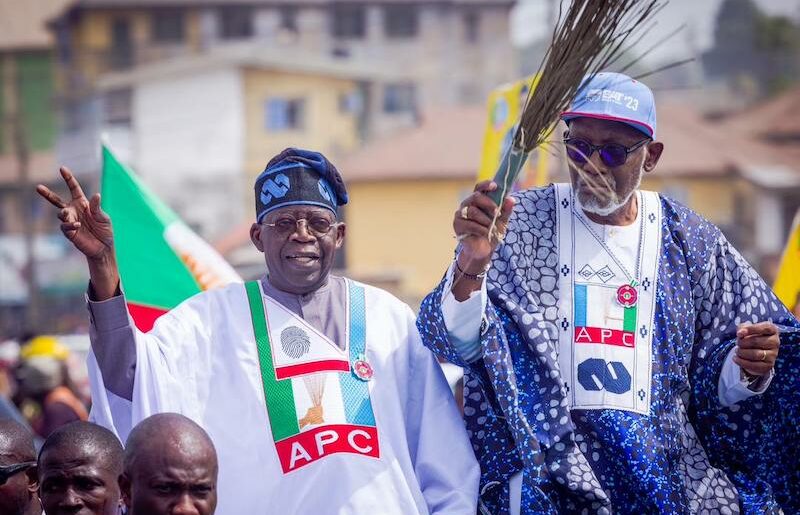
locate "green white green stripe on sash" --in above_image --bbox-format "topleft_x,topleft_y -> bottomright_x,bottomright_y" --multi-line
245,280 -> 376,439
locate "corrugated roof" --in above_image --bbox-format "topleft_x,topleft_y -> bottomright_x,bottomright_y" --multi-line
723,87 -> 800,140
340,106 -> 485,181
653,99 -> 800,188
0,0 -> 71,50
340,99 -> 800,183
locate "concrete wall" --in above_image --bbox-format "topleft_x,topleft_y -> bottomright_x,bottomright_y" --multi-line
345,178 -> 473,304
242,68 -> 360,211
134,67 -> 245,239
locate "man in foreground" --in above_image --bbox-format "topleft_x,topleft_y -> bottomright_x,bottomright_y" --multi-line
121,413 -> 217,515
37,421 -> 123,515
0,419 -> 40,515
417,72 -> 800,513
38,148 -> 478,513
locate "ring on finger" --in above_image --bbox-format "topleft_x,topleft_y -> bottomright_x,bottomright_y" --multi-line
760,349 -> 767,362
460,206 -> 470,220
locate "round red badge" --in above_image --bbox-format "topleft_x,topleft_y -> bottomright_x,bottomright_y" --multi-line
353,360 -> 374,381
616,284 -> 638,308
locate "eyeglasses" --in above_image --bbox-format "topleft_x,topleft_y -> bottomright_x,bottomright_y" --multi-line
262,217 -> 340,238
563,136 -> 650,168
0,461 -> 36,486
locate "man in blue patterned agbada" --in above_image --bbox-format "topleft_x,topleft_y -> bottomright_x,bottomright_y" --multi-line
417,72 -> 800,514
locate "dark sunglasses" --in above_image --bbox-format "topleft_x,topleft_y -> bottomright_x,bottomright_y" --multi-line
564,136 -> 650,168
0,461 -> 36,485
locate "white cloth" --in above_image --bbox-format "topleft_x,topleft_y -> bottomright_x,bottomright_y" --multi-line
88,281 -> 478,514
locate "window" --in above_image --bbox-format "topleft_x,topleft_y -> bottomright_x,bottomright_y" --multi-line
463,11 -> 479,44
62,100 -> 90,133
152,10 -> 185,43
338,91 -> 363,114
265,98 -> 305,130
104,88 -> 132,126
279,6 -> 298,32
331,4 -> 365,39
110,18 -> 133,70
384,5 -> 418,38
219,6 -> 253,40
383,83 -> 416,114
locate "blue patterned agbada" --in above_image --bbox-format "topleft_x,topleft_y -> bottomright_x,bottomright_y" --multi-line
417,185 -> 800,514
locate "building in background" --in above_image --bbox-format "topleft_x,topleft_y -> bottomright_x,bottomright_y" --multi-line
87,47 -> 395,238
340,106 -> 485,304
47,0 -> 517,239
49,0 -> 516,164
0,0 -> 85,338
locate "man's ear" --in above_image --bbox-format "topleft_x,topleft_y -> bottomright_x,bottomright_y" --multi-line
643,141 -> 664,172
334,223 -> 346,250
25,465 -> 38,494
250,223 -> 265,252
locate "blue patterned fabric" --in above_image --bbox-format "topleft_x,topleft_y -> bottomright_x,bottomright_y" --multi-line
417,185 -> 800,514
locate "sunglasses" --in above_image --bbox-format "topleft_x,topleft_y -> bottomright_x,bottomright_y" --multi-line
0,461 -> 36,486
564,136 -> 650,168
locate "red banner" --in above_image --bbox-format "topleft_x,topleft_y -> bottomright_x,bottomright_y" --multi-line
574,326 -> 635,348
275,424 -> 380,473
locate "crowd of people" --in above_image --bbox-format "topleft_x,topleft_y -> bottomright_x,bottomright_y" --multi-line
0,72 -> 797,514
0,414 -> 217,515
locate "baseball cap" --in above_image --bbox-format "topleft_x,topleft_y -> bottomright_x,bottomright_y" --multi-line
561,72 -> 657,138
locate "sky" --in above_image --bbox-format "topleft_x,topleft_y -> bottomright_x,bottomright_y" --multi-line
511,0 -> 800,66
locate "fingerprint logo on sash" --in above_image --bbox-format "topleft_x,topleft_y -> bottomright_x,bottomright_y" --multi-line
281,326 -> 311,358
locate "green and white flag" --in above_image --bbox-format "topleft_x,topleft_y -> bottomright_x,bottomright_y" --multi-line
101,145 -> 240,331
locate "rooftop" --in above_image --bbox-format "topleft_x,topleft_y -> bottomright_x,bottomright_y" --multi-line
340,106 -> 486,182
0,0 -> 70,51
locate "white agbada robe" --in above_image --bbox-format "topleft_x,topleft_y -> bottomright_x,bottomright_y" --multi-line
87,279 -> 478,514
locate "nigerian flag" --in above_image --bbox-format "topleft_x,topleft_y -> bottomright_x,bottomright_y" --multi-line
100,145 -> 241,331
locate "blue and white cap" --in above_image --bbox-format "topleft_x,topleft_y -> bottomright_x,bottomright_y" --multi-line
254,148 -> 348,223
561,72 -> 657,138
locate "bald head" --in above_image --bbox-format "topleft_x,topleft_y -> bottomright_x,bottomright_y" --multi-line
0,420 -> 39,515
0,420 -> 36,462
122,414 -> 217,515
39,421 -> 123,474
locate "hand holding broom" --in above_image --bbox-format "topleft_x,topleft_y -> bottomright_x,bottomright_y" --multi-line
488,0 -> 665,206
453,0 -> 666,296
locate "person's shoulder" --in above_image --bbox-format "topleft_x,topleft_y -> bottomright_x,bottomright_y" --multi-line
652,191 -> 722,239
170,281 -> 248,316
343,277 -> 414,317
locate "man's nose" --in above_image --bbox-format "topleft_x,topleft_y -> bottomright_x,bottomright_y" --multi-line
289,220 -> 315,241
171,494 -> 200,515
582,150 -> 607,176
59,487 -> 83,509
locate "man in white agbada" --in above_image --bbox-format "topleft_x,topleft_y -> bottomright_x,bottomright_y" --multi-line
36,148 -> 479,514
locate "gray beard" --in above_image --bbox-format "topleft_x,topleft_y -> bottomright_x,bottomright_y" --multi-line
575,167 -> 643,217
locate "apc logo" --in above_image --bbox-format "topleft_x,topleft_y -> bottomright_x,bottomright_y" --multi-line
260,174 -> 290,204
577,358 -> 631,394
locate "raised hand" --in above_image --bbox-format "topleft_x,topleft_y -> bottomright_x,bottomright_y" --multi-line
451,180 -> 516,301
37,167 -> 119,300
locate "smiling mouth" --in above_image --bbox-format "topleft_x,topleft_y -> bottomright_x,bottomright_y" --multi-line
286,254 -> 319,264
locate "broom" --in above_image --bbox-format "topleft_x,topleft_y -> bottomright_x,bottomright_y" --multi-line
487,0 -> 667,206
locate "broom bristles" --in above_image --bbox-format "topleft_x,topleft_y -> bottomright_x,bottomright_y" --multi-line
512,0 -> 667,154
